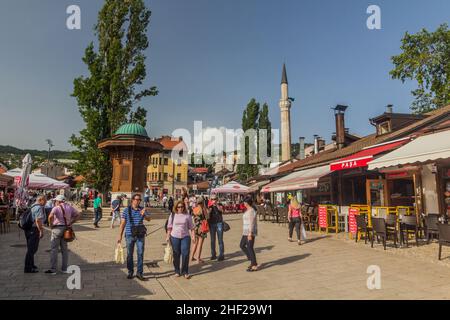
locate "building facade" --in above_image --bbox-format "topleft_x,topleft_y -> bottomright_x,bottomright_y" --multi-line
147,136 -> 188,199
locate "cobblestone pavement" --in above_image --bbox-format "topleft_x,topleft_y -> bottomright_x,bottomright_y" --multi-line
2,207 -> 450,300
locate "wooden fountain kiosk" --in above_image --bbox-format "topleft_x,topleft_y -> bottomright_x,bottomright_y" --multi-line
98,123 -> 163,199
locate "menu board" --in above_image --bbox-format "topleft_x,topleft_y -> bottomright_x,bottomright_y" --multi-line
318,205 -> 328,228
348,208 -> 359,235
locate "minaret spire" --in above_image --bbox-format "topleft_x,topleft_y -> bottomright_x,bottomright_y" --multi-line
279,63 -> 292,162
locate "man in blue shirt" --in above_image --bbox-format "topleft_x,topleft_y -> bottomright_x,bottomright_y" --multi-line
117,193 -> 151,281
24,195 -> 45,273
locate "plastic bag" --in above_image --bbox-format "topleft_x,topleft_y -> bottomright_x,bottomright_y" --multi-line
164,243 -> 173,264
300,223 -> 307,241
115,243 -> 125,264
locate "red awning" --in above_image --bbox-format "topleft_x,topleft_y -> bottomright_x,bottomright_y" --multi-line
330,138 -> 410,172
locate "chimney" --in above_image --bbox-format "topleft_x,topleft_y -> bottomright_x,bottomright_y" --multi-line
299,137 -> 305,160
313,135 -> 319,154
318,138 -> 325,151
333,105 -> 348,150
386,104 -> 393,113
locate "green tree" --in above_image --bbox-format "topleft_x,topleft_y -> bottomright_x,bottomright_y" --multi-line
237,98 -> 260,180
258,103 -> 272,161
390,23 -> 450,113
70,0 -> 158,192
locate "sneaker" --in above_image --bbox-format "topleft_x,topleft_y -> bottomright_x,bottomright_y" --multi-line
210,256 -> 217,261
184,274 -> 191,279
127,273 -> 134,279
24,269 -> 39,274
174,273 -> 181,277
61,270 -> 71,274
136,274 -> 147,281
218,256 -> 225,261
45,270 -> 57,275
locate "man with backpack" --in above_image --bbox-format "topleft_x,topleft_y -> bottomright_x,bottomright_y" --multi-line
22,195 -> 46,273
117,193 -> 151,281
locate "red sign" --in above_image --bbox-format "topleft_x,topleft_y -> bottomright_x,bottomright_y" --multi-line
348,208 -> 359,235
330,157 -> 372,171
318,205 -> 328,228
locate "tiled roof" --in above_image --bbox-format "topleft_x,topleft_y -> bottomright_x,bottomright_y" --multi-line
276,105 -> 450,175
156,136 -> 187,151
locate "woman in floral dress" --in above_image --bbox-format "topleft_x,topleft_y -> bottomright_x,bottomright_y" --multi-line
191,196 -> 209,263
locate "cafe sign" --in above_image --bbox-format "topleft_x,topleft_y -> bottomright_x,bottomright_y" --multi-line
318,205 -> 328,228
348,208 -> 359,236
330,156 -> 372,171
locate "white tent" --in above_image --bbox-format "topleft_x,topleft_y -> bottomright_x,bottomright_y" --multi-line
211,181 -> 250,194
5,168 -> 69,190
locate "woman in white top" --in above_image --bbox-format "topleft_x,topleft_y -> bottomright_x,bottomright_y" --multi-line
240,195 -> 258,272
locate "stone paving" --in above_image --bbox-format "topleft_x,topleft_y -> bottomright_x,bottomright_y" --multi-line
2,207 -> 450,300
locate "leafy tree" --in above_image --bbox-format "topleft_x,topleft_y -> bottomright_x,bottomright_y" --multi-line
258,103 -> 272,161
70,0 -> 157,192
237,98 -> 260,180
390,24 -> 450,113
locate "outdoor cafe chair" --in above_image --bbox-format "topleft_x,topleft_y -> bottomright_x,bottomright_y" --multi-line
371,217 -> 398,250
400,215 -> 420,247
424,214 -> 440,243
437,223 -> 450,260
355,214 -> 371,244
256,205 -> 266,221
277,207 -> 288,227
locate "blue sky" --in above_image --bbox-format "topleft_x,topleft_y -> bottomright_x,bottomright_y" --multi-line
0,0 -> 449,151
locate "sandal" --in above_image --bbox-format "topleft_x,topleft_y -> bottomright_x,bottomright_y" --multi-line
184,274 -> 191,279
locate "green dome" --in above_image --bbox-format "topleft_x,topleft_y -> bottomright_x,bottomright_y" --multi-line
115,123 -> 148,137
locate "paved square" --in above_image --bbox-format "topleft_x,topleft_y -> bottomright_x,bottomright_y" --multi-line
2,208 -> 450,300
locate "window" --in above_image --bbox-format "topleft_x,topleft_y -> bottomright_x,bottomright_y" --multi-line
164,173 -> 168,181
158,172 -> 162,181
164,158 -> 168,166
159,158 -> 162,166
177,173 -> 182,182
377,121 -> 390,135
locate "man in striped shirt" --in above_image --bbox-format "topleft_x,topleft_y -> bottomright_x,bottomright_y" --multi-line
117,193 -> 151,281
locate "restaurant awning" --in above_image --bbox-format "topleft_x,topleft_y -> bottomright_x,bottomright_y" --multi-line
211,181 -> 249,194
248,180 -> 270,193
261,165 -> 330,193
368,130 -> 450,170
330,137 -> 410,171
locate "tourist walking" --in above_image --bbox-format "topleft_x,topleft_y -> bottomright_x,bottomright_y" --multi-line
45,195 -> 80,275
144,186 -> 151,208
24,195 -> 45,273
93,193 -> 102,228
208,194 -> 225,261
166,200 -> 196,279
111,195 -> 121,228
83,194 -> 89,212
162,194 -> 168,209
240,195 -> 258,272
191,196 -> 209,263
168,196 -> 174,213
288,198 -> 302,245
117,193 -> 151,281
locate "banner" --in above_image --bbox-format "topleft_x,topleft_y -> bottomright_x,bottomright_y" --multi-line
318,205 -> 328,228
348,207 -> 359,235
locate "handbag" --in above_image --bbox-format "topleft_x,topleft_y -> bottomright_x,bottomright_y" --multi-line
223,221 -> 231,232
164,243 -> 173,264
128,206 -> 147,238
200,219 -> 209,233
60,205 -> 76,242
114,243 -> 125,264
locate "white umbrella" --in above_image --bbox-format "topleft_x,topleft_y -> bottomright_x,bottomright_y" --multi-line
15,154 -> 32,217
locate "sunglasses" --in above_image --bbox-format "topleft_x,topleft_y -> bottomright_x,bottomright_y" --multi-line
133,198 -> 142,201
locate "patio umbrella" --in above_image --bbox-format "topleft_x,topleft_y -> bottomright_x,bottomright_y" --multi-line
15,154 -> 32,217
211,181 -> 250,194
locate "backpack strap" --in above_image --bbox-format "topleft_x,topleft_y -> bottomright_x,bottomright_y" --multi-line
59,205 -> 69,227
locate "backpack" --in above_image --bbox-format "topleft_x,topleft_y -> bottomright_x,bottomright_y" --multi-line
18,205 -> 37,230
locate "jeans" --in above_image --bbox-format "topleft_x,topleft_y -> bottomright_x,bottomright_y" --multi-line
50,227 -> 69,272
289,217 -> 301,240
240,235 -> 257,267
24,227 -> 40,272
170,236 -> 191,275
126,235 -> 145,275
210,222 -> 224,258
94,208 -> 102,225
111,211 -> 121,227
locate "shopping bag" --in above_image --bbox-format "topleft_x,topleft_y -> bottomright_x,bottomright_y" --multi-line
300,223 -> 307,241
115,244 -> 125,264
164,243 -> 173,264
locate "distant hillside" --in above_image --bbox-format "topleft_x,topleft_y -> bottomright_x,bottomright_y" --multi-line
0,145 -> 74,159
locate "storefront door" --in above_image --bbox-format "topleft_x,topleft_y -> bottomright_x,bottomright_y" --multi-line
366,179 -> 388,207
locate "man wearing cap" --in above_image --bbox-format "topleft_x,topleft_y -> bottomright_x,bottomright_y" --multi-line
208,194 -> 225,261
45,195 -> 81,275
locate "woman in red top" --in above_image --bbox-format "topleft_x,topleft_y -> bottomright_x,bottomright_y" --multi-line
288,198 -> 302,245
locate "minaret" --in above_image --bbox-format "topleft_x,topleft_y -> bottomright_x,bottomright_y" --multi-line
279,63 -> 292,161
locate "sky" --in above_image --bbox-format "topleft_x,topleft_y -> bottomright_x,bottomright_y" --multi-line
0,0 -> 449,152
